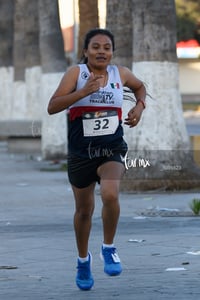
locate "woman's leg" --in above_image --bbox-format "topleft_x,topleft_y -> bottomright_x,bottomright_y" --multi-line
97,161 -> 125,244
72,182 -> 96,258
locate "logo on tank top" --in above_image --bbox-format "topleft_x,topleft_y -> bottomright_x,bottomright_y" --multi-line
110,82 -> 120,89
90,91 -> 114,104
81,71 -> 90,80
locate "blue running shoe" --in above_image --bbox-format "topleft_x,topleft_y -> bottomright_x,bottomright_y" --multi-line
76,252 -> 94,290
100,246 -> 122,276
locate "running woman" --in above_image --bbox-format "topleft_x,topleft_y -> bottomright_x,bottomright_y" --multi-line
47,28 -> 146,290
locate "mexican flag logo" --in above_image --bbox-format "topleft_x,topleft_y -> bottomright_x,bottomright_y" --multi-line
110,82 -> 120,89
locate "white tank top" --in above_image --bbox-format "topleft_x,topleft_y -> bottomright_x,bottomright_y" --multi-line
69,64 -> 123,110
67,64 -> 127,157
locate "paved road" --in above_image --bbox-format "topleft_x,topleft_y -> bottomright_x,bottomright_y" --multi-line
0,142 -> 200,300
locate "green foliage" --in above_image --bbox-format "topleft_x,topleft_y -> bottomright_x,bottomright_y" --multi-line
175,0 -> 200,41
190,198 -> 200,215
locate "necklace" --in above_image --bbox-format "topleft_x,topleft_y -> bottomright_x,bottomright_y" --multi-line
100,72 -> 108,103
99,72 -> 108,88
86,64 -> 108,87
86,64 -> 108,103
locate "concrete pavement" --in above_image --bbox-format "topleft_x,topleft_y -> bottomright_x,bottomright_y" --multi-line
0,141 -> 200,300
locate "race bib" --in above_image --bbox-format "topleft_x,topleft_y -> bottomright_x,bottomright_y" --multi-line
82,110 -> 119,137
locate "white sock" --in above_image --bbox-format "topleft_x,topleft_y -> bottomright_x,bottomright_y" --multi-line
78,254 -> 89,263
102,243 -> 114,249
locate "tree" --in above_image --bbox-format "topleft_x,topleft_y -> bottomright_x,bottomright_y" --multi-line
106,0 -> 133,68
176,0 -> 200,42
23,0 -> 41,120
12,0 -> 42,120
13,0 -> 26,82
78,0 -> 99,60
0,0 -> 14,67
39,0 -> 67,159
0,0 -> 68,158
107,0 -> 200,191
0,0 -> 14,119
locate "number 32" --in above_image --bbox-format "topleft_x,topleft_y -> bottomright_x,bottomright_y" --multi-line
93,118 -> 109,131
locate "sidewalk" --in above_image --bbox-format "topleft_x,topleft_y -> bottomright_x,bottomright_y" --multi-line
0,141 -> 200,300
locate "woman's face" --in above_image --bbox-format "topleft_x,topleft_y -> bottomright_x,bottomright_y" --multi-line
84,34 -> 113,70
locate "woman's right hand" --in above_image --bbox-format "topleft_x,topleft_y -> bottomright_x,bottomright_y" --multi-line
82,72 -> 104,95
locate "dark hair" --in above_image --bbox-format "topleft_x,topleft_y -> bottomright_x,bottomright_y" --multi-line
80,28 -> 115,63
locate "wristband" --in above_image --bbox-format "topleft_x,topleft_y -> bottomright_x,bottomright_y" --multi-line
137,99 -> 146,109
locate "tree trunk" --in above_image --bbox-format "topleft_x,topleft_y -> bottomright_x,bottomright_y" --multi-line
12,0 -> 41,121
78,0 -> 99,60
107,0 -> 200,191
12,0 -> 27,119
106,0 -> 133,68
13,0 -> 30,81
0,0 -> 14,67
0,0 -> 14,120
38,0 -> 67,159
24,0 -> 42,120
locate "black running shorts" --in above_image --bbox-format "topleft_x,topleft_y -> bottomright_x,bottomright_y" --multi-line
67,152 -> 126,188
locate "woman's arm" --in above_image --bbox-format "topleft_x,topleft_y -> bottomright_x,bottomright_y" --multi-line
47,66 -> 103,115
118,66 -> 146,127
48,66 -> 80,114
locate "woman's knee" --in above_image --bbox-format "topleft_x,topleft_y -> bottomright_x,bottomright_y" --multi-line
75,210 -> 93,221
101,187 -> 119,206
73,183 -> 95,216
75,198 -> 95,216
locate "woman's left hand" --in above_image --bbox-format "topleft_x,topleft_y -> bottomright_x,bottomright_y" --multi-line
124,104 -> 144,128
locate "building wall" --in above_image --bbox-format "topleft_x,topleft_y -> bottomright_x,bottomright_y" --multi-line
178,59 -> 200,99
